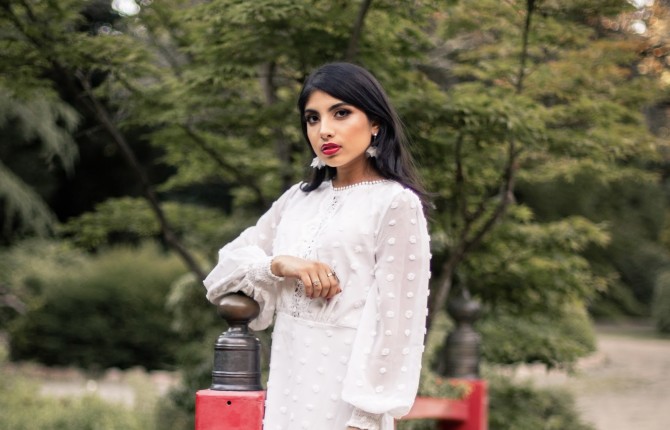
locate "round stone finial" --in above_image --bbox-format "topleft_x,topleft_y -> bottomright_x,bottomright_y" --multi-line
447,295 -> 481,324
217,292 -> 260,325
211,292 -> 263,391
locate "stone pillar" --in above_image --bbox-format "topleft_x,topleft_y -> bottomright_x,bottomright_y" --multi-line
195,292 -> 265,430
211,292 -> 262,391
439,290 -> 481,379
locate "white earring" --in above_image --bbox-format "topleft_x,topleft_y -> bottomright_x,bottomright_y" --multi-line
311,156 -> 325,169
366,133 -> 378,158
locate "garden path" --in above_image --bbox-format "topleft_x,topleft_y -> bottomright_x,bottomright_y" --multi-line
515,322 -> 670,430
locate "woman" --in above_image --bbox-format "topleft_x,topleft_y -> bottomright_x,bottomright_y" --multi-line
204,62 -> 431,430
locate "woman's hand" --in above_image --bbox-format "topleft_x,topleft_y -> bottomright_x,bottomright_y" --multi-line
271,255 -> 341,299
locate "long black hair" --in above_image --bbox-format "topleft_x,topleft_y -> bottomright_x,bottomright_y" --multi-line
297,62 -> 427,206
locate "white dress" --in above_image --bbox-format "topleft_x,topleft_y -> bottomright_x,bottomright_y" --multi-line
203,180 -> 431,430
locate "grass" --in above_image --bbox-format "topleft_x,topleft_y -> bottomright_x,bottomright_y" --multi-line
0,338 -> 191,430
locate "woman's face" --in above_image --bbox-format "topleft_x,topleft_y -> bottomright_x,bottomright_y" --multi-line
304,90 -> 379,172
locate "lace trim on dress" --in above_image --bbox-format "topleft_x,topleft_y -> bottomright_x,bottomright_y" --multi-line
283,188 -> 345,320
330,179 -> 389,192
346,408 -> 382,430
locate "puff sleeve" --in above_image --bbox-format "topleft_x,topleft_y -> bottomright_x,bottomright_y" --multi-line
342,189 -> 431,429
203,184 -> 300,331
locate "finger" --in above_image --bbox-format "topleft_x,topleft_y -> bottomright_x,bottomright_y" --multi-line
317,266 -> 338,298
324,269 -> 340,299
300,274 -> 313,298
325,269 -> 339,287
315,273 -> 330,298
311,274 -> 324,298
311,268 -> 329,298
325,285 -> 341,299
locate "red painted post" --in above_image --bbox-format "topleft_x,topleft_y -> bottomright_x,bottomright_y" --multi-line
393,291 -> 490,430
401,379 -> 488,430
195,293 -> 266,430
195,389 -> 265,430
438,379 -> 488,430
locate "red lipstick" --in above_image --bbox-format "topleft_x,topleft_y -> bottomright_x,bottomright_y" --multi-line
321,143 -> 341,156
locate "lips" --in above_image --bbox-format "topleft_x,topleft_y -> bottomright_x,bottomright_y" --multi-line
321,143 -> 341,156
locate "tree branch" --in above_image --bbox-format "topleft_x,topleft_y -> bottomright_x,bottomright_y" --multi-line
75,70 -> 206,281
454,133 -> 468,222
516,0 -> 536,94
260,61 -> 294,192
461,140 -> 517,258
345,0 -> 373,61
427,140 -> 519,327
181,125 -> 269,208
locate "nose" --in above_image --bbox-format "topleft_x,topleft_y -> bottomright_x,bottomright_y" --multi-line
319,119 -> 334,141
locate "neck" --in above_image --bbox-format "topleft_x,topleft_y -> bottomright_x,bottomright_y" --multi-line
333,163 -> 382,188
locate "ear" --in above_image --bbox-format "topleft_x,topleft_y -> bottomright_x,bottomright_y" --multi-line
371,121 -> 380,136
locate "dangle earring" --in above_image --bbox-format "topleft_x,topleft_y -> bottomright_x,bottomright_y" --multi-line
311,156 -> 325,169
366,133 -> 378,158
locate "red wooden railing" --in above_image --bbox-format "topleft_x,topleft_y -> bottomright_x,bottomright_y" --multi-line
401,380 -> 488,430
195,292 -> 487,430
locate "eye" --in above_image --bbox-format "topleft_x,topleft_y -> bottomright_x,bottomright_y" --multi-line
304,114 -> 319,124
334,109 -> 351,118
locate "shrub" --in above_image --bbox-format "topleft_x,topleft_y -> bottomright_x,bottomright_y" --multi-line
652,270 -> 670,333
607,235 -> 670,308
488,375 -> 594,430
0,369 -> 156,429
0,341 -> 166,430
7,242 -> 187,370
479,305 -> 596,368
0,240 -> 87,328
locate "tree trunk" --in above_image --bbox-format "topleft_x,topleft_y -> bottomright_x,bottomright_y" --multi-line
345,0 -> 374,61
260,62 -> 294,192
516,0 -> 536,94
427,261 -> 454,331
427,141 -> 518,328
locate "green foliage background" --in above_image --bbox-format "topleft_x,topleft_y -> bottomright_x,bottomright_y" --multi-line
5,242 -> 187,370
1,0 -> 669,428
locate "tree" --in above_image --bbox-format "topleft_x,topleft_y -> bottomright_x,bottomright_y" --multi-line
0,81 -> 79,241
113,0 -> 665,362
2,2 -> 667,425
0,0 -> 205,278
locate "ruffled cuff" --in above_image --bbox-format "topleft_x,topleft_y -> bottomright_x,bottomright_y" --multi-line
211,255 -> 284,331
247,256 -> 284,284
346,408 -> 382,430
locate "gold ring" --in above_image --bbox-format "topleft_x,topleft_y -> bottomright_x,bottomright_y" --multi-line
326,272 -> 334,277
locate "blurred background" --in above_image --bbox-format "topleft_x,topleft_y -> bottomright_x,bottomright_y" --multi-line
1,0 -> 669,429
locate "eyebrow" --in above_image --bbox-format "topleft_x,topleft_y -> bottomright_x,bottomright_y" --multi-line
304,102 -> 350,115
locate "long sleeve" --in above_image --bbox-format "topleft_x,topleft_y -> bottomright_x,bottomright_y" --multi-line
342,189 -> 431,429
203,184 -> 300,331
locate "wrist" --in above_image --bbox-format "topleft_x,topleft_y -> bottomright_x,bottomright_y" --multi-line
270,256 -> 282,277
